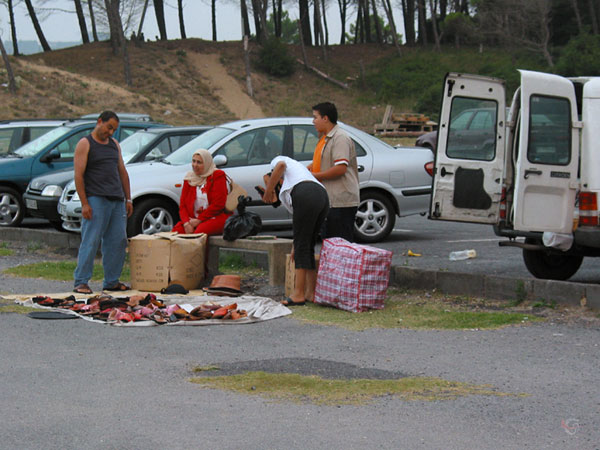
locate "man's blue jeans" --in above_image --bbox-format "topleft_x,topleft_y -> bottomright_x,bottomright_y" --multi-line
74,196 -> 128,289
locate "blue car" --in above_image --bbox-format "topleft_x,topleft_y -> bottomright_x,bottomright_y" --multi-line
0,118 -> 164,228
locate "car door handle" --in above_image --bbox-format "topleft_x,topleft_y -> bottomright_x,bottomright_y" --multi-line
357,165 -> 365,172
524,169 -> 542,179
440,167 -> 453,177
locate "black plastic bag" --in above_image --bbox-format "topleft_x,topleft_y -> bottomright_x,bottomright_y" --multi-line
223,196 -> 262,241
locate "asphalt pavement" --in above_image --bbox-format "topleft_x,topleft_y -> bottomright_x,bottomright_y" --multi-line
1,220 -> 599,449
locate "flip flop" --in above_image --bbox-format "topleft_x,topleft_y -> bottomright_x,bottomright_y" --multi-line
280,297 -> 305,306
73,284 -> 93,294
104,282 -> 130,292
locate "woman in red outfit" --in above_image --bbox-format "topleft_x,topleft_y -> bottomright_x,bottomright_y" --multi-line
172,149 -> 232,235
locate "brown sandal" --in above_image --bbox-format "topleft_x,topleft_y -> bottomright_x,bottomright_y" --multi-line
73,284 -> 93,294
104,282 -> 130,292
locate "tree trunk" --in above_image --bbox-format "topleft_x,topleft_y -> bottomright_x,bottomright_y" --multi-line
354,0 -> 363,43
313,0 -> 320,46
272,0 -> 283,38
297,19 -> 309,67
321,0 -> 329,46
243,35 -> 253,97
371,0 -> 383,44
23,0 -> 51,52
382,0 -> 402,56
428,0 -> 441,51
314,0 -> 327,61
402,0 -> 416,45
104,0 -> 121,54
137,0 -> 149,38
417,0 -> 428,45
299,0 -> 312,46
0,38 -> 17,94
153,0 -> 168,40
74,0 -> 90,44
251,0 -> 262,42
439,0 -> 447,20
337,0 -> 347,45
364,0 -> 372,43
88,0 -> 99,42
7,0 -> 19,56
589,0 -> 599,34
210,0 -> 216,41
568,0 -> 582,33
240,0 -> 251,37
179,0 -> 187,39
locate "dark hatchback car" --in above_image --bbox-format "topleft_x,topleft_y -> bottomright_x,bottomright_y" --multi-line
0,119 -> 66,155
0,118 -> 165,228
24,126 -> 210,229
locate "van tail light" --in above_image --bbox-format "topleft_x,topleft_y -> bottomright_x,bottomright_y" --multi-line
425,161 -> 434,177
499,186 -> 507,220
579,191 -> 598,226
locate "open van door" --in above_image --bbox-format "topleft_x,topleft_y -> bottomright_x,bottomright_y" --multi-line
430,73 -> 506,224
512,70 -> 580,233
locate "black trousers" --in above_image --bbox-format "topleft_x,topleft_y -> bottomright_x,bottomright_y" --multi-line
325,206 -> 358,243
291,182 -> 329,270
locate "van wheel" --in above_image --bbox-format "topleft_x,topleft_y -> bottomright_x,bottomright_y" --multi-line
354,191 -> 395,243
0,187 -> 24,227
522,239 -> 583,280
127,198 -> 178,237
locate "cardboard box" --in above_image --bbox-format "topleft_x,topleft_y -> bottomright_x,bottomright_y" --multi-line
129,232 -> 207,291
285,253 -> 320,297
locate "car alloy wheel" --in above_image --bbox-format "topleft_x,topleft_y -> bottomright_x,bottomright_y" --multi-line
0,187 -> 25,227
128,198 -> 178,236
354,191 -> 395,243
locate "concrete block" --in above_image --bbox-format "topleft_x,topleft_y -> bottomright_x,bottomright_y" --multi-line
532,279 -> 585,306
436,271 -> 484,297
391,266 -> 436,291
583,284 -> 600,310
484,276 -> 533,301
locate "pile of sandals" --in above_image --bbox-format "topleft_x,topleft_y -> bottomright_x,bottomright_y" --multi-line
31,293 -> 248,324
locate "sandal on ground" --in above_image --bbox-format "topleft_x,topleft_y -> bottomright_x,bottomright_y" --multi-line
73,284 -> 93,294
104,282 -> 130,292
280,297 -> 305,306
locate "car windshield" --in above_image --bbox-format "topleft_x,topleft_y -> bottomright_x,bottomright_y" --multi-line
163,127 -> 234,165
120,130 -> 158,163
14,126 -> 72,157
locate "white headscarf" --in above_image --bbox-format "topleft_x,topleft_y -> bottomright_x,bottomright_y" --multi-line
183,149 -> 216,187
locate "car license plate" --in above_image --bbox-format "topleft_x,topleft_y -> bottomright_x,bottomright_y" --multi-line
58,204 -> 66,215
25,199 -> 37,209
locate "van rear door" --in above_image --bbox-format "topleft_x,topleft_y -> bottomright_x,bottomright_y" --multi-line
430,73 -> 506,224
512,70 -> 580,233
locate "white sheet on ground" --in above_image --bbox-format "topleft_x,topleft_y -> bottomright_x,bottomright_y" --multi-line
7,291 -> 291,326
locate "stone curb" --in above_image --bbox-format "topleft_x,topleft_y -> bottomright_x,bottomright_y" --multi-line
3,227 -> 598,310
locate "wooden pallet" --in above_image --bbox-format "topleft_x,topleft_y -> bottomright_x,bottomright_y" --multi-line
373,105 -> 437,136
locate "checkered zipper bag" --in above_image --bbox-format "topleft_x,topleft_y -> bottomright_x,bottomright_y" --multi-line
315,238 -> 393,312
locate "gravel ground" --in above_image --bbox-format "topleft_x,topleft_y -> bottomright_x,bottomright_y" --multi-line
1,241 -> 599,449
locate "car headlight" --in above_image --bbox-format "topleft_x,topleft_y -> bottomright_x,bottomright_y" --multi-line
41,185 -> 63,197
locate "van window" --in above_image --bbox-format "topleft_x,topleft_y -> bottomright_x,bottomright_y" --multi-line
446,97 -> 497,161
527,95 -> 570,165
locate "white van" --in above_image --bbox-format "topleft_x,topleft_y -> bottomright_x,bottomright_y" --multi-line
430,70 -> 600,280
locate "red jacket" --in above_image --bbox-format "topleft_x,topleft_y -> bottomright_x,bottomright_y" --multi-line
178,169 -> 228,224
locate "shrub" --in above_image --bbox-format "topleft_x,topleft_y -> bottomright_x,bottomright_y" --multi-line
555,33 -> 600,76
257,37 -> 295,77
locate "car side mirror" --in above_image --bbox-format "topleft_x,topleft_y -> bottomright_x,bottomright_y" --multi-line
40,148 -> 61,163
213,154 -> 227,166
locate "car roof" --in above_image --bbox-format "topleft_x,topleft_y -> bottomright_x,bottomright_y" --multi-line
219,117 -> 312,131
143,125 -> 213,134
80,112 -> 154,122
0,119 -> 71,127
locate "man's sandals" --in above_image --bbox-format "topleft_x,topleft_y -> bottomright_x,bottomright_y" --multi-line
73,284 -> 93,294
104,282 -> 131,292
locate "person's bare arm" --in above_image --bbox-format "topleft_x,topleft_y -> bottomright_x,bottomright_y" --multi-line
262,161 -> 285,204
115,139 -> 133,217
73,138 -> 91,219
311,163 -> 347,181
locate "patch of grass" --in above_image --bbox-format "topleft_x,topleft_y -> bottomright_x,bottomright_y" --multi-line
3,261 -> 130,282
218,253 -> 265,276
0,247 -> 14,256
290,294 -> 540,331
26,242 -> 44,252
0,304 -> 35,314
533,299 -> 557,309
190,371 -> 517,405
193,365 -> 221,372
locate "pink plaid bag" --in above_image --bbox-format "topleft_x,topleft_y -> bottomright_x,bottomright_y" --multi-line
314,238 -> 393,312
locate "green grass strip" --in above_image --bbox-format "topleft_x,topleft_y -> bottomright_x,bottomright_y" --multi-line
190,371 -> 518,405
3,261 -> 130,282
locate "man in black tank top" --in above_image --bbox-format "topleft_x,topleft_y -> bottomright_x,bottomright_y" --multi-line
73,111 -> 133,294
